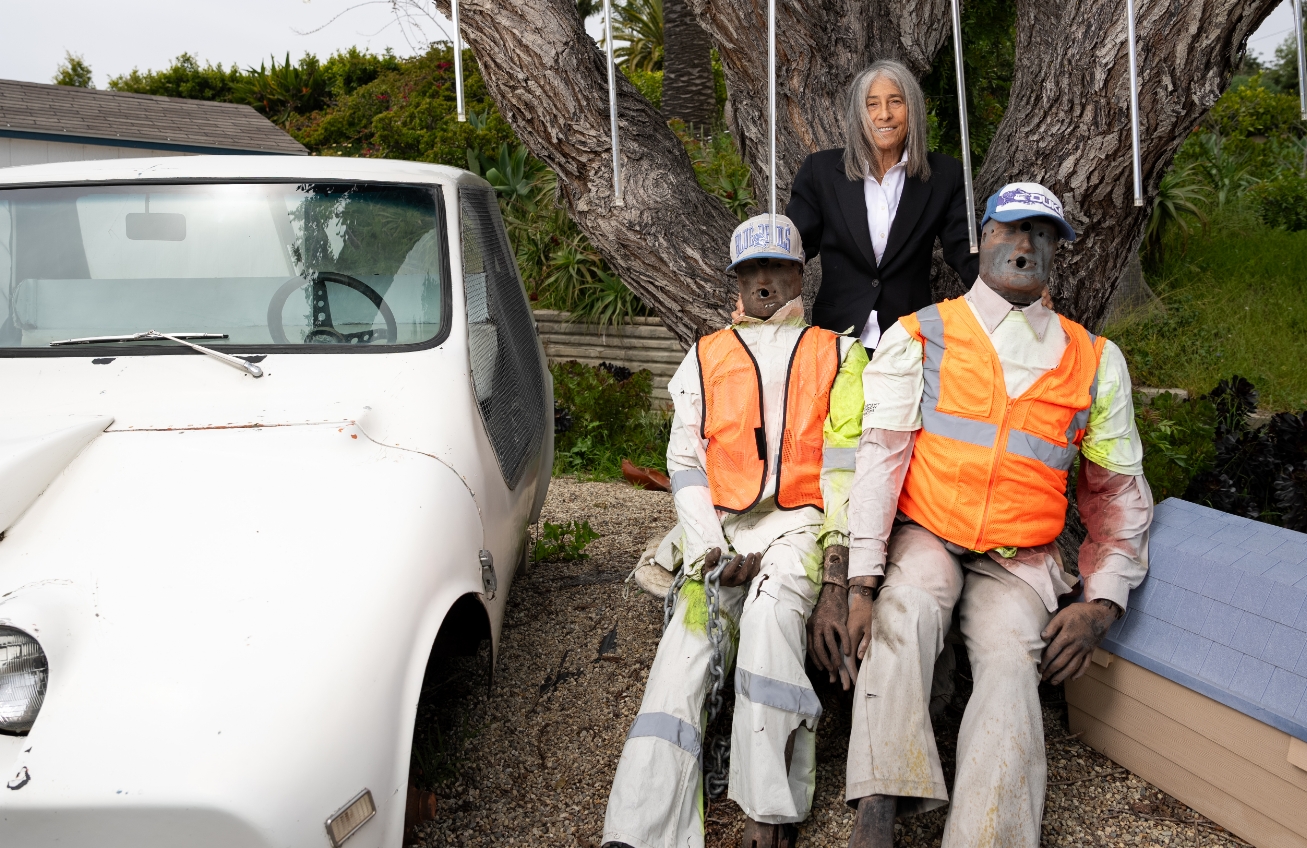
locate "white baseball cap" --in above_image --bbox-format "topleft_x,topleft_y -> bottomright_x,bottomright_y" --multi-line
981,182 -> 1077,242
728,213 -> 805,271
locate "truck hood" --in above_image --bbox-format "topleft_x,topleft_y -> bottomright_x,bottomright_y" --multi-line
0,420 -> 485,845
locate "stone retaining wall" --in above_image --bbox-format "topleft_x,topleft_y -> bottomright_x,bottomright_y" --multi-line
533,310 -> 685,405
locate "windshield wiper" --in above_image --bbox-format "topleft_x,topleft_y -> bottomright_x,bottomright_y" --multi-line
49,331 -> 263,378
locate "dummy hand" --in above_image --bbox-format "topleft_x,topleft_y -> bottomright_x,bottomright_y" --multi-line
730,295 -> 746,324
704,547 -> 762,588
808,586 -> 852,688
847,583 -> 877,662
1040,601 -> 1118,685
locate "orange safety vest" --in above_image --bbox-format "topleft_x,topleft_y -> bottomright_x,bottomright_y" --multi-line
897,297 -> 1106,551
698,326 -> 841,513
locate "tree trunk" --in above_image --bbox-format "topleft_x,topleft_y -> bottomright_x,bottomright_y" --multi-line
977,0 -> 1278,327
662,0 -> 717,133
433,0 -> 1278,339
433,0 -> 740,345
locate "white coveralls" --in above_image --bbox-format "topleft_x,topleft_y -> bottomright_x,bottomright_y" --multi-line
604,300 -> 866,848
845,279 -> 1155,847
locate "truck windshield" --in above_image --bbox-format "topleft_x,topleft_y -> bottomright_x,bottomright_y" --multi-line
0,182 -> 446,351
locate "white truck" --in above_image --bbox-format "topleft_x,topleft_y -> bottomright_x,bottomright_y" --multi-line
0,155 -> 552,847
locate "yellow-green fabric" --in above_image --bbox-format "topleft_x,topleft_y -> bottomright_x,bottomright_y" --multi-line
819,340 -> 868,548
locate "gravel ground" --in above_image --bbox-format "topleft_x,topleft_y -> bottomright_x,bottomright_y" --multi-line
413,478 -> 1251,848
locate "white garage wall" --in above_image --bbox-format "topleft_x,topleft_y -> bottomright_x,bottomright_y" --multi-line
0,137 -> 188,168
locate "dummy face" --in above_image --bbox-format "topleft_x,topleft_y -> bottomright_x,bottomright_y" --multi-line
979,218 -> 1058,305
865,75 -> 908,158
735,257 -> 804,320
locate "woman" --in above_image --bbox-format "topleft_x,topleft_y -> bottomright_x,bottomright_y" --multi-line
786,60 -> 978,348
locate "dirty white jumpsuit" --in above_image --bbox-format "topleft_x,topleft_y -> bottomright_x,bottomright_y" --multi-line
603,300 -> 867,848
845,279 -> 1154,847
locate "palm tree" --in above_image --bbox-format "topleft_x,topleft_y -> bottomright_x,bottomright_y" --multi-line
662,0 -> 716,133
613,0 -> 663,72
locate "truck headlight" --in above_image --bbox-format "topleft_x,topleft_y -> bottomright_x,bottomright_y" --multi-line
0,627 -> 48,735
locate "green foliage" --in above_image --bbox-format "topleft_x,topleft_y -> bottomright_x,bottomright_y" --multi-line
53,52 -> 94,88
1185,132 -> 1260,209
1204,73 -> 1304,140
920,0 -> 1016,163
109,53 -> 241,101
613,0 -> 663,72
1143,163 -> 1208,269
1110,203 -> 1307,411
532,520 -> 600,562
1250,171 -> 1307,231
1135,392 -> 1217,502
623,67 -> 664,110
236,53 -> 330,126
673,121 -> 755,220
551,361 -> 670,478
1267,28 -> 1303,95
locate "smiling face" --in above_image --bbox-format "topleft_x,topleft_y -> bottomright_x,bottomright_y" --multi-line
735,258 -> 804,320
865,75 -> 908,159
979,218 -> 1058,305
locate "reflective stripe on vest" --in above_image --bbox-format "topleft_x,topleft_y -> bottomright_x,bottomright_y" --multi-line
698,326 -> 840,513
898,298 -> 1106,550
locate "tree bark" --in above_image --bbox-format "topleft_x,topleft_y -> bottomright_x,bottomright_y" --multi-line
977,0 -> 1278,327
433,0 -> 740,345
434,0 -> 1278,338
662,0 -> 718,133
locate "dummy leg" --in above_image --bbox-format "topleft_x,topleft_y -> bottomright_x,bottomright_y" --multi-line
845,523 -> 964,832
603,581 -> 746,848
941,559 -> 1052,848
730,534 -> 822,835
850,796 -> 896,847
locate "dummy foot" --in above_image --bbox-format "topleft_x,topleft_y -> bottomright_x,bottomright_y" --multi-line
849,795 -> 895,848
741,818 -> 798,848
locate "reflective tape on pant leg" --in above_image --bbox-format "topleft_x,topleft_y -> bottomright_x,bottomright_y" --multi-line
671,469 -> 710,494
734,668 -> 823,719
822,447 -> 857,471
627,712 -> 703,764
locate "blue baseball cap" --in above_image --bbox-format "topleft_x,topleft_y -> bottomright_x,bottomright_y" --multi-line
980,182 -> 1076,242
727,213 -> 805,271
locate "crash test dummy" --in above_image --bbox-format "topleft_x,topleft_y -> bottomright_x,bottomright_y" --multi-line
603,213 -> 869,848
807,183 -> 1155,848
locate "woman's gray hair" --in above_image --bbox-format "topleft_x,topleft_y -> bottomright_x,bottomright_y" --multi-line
842,60 -> 931,182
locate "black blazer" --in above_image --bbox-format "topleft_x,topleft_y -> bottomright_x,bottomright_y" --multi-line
786,148 -> 978,340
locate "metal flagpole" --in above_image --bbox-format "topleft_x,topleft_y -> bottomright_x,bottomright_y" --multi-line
1294,0 -> 1307,121
604,0 -> 624,206
948,0 -> 978,254
452,0 -> 466,122
768,0 -> 777,232
1125,0 -> 1144,206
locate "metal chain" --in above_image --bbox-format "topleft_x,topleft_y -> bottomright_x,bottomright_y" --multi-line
663,567 -> 689,630
702,558 -> 731,799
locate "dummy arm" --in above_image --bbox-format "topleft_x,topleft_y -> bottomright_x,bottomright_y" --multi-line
1040,459 -> 1153,684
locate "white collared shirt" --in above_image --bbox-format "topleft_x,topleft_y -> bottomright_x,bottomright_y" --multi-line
859,150 -> 909,350
864,150 -> 909,265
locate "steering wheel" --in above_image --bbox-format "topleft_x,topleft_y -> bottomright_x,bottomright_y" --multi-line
266,271 -> 398,345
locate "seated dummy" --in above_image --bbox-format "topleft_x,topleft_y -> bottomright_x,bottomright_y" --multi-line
603,213 -> 868,848
807,183 -> 1155,848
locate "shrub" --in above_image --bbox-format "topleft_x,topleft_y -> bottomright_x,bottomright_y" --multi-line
1136,391 -> 1217,502
532,520 -> 600,562
1250,172 -> 1307,231
551,361 -> 670,478
1204,74 -> 1304,140
624,68 -> 663,110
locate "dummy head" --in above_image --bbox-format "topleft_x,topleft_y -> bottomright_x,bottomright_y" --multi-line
978,182 -> 1077,306
735,257 -> 804,320
978,218 -> 1058,306
727,213 -> 806,320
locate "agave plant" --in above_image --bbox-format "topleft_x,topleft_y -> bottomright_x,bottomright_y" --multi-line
237,53 -> 329,125
1142,163 -> 1208,269
570,268 -> 651,328
1191,133 -> 1259,209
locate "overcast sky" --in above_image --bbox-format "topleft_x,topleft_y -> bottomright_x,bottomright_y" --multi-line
0,0 -> 1297,89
